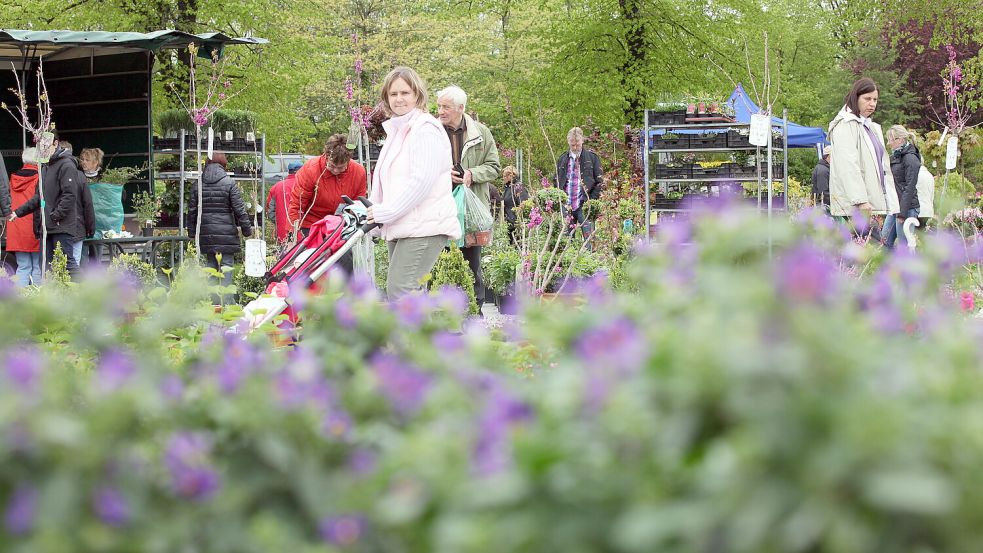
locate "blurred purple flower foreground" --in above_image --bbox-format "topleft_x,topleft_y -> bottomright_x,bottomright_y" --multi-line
164,432 -> 221,501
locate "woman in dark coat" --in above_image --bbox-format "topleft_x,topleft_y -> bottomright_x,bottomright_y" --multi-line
883,125 -> 922,249
188,153 -> 252,296
501,165 -> 528,244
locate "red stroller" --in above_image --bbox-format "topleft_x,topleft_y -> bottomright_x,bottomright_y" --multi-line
239,196 -> 378,334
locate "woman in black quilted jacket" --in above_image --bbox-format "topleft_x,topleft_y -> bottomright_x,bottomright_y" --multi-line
188,153 -> 252,298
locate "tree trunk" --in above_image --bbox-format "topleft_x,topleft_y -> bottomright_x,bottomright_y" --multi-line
619,0 -> 646,125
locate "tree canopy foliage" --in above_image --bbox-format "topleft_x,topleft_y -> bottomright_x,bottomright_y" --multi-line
2,0 -> 981,180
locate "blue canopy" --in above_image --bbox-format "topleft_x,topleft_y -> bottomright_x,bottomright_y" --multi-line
727,84 -> 826,148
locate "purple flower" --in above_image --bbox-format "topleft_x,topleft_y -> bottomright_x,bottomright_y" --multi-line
348,273 -> 378,300
93,486 -> 131,527
347,448 -> 377,475
160,375 -> 184,402
4,346 -> 43,394
213,336 -> 264,394
925,231 -> 966,278
775,243 -> 837,304
850,208 -> 870,236
431,330 -> 465,353
527,207 -> 543,228
433,285 -> 469,316
96,349 -> 137,392
370,352 -> 432,416
273,348 -> 333,411
574,316 -> 648,374
566,272 -> 610,304
391,292 -> 432,327
319,514 -> 368,547
0,277 -> 14,299
354,59 -> 363,75
344,78 -> 354,101
164,432 -> 221,502
322,409 -> 353,440
287,282 -> 310,314
472,384 -> 533,476
4,484 -> 36,535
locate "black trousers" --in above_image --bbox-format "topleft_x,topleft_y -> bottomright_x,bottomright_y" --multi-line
461,244 -> 485,304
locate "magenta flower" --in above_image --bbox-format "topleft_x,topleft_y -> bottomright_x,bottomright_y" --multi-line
354,59 -> 363,75
345,78 -> 354,101
960,291 -> 975,312
527,207 -> 543,228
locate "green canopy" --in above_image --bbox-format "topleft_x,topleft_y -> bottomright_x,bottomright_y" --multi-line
0,29 -> 267,58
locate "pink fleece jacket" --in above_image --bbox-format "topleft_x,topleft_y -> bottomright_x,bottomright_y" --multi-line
369,109 -> 461,241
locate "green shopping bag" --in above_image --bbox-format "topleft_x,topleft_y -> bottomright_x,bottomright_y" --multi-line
451,184 -> 466,248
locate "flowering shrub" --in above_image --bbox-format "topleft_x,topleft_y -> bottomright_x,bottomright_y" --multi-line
2,202 -> 983,551
942,206 -> 983,235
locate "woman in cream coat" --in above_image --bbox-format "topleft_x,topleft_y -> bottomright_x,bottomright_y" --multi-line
828,77 -> 900,223
366,66 -> 461,298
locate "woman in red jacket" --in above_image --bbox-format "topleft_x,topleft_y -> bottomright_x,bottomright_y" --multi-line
288,134 -> 367,275
7,148 -> 41,286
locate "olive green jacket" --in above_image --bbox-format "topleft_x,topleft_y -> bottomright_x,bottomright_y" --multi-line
458,113 -> 501,210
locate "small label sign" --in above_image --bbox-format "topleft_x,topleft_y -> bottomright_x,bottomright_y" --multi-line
946,136 -> 958,170
749,113 -> 770,147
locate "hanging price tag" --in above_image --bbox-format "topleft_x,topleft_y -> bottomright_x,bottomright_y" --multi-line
945,136 -> 958,170
207,126 -> 215,160
749,113 -> 770,147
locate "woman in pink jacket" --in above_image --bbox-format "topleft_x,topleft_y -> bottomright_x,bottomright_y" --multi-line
367,66 -> 461,298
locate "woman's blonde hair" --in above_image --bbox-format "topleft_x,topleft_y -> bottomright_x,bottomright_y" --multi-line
380,66 -> 428,115
502,165 -> 517,182
79,147 -> 104,167
886,125 -> 911,143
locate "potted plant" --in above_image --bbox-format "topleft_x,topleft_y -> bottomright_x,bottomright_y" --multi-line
131,190 -> 162,237
484,246 -> 521,314
431,245 -> 479,316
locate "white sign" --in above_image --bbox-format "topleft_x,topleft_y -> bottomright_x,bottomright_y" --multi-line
945,136 -> 958,170
749,113 -> 770,147
244,238 -> 267,277
246,132 -> 256,143
207,127 -> 214,159
224,130 -> 233,141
